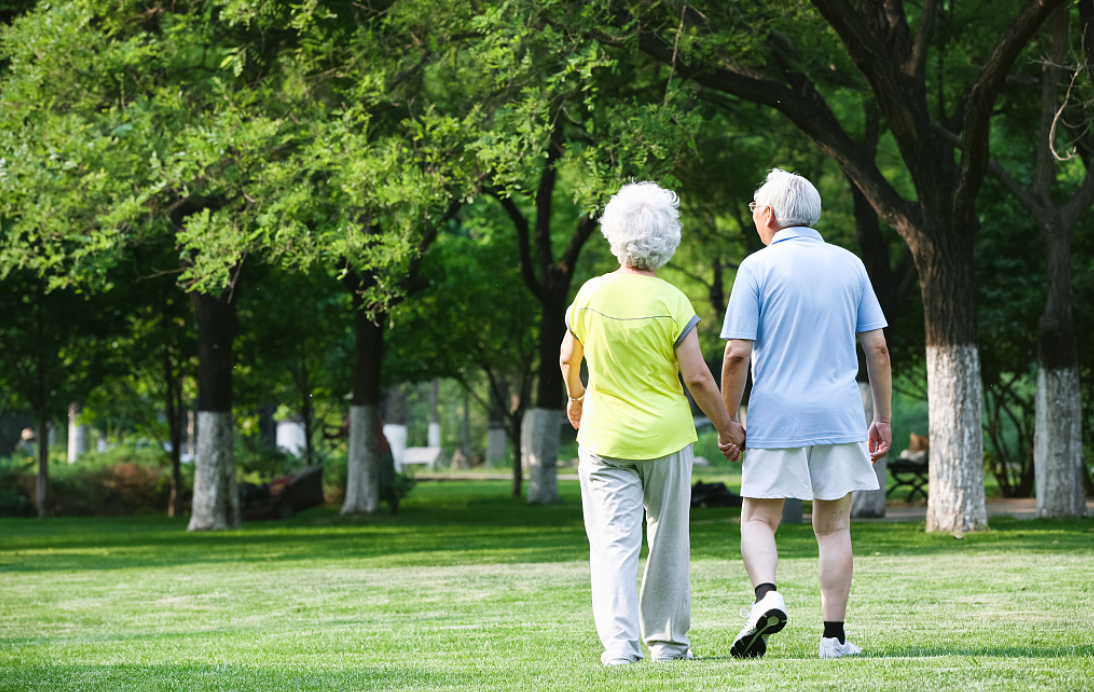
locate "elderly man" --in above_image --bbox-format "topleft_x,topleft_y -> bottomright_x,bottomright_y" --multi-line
719,169 -> 892,659
561,181 -> 741,665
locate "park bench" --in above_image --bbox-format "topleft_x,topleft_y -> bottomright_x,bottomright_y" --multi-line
887,449 -> 929,502
400,446 -> 443,471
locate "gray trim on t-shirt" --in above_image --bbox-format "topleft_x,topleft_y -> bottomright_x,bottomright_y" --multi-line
674,314 -> 701,349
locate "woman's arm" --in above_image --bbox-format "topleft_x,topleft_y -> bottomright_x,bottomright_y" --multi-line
677,330 -> 744,461
559,331 -> 585,430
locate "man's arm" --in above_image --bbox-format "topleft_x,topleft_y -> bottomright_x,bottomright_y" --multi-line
721,339 -> 753,422
718,339 -> 753,461
559,331 -> 585,430
676,330 -> 743,461
859,328 -> 892,462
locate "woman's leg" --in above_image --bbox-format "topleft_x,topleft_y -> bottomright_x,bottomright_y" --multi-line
578,447 -> 645,663
638,446 -> 693,661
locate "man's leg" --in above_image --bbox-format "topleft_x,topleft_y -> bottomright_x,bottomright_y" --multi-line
731,497 -> 789,658
740,497 -> 784,588
637,446 -> 692,661
811,493 -> 853,621
812,492 -> 864,658
578,448 -> 645,664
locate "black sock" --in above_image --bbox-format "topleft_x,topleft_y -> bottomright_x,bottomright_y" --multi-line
754,583 -> 777,602
823,621 -> 845,644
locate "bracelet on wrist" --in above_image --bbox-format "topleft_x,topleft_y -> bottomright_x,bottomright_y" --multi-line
568,392 -> 585,402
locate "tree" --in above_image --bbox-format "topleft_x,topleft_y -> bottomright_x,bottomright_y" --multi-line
987,4 -> 1092,516
387,206 -> 540,497
0,271 -> 125,517
600,0 -> 1068,532
0,0 -> 348,529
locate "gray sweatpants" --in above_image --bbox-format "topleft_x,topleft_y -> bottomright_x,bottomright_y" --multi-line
578,445 -> 693,663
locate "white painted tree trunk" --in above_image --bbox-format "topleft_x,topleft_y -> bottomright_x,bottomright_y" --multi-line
523,408 -> 560,504
852,382 -> 887,518
383,424 -> 408,473
1035,366 -> 1086,518
342,405 -> 380,514
925,345 -> 988,533
487,426 -> 507,466
187,411 -> 240,531
428,422 -> 441,449
67,402 -> 89,464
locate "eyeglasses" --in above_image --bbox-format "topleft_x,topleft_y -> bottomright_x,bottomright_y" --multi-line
748,202 -> 767,212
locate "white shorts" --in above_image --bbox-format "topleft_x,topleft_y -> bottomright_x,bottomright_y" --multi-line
740,442 -> 880,501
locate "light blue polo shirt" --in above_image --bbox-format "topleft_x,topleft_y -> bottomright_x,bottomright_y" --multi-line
721,227 -> 887,449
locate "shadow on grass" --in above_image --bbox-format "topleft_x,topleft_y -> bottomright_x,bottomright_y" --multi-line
0,482 -> 1091,573
0,663 -> 476,691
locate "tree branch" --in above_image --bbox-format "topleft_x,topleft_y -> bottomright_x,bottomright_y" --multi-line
493,192 -> 547,302
909,0 -> 939,79
558,214 -> 597,277
635,29 -> 915,233
954,0 -> 1070,230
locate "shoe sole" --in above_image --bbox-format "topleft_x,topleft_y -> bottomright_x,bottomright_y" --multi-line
730,609 -> 788,659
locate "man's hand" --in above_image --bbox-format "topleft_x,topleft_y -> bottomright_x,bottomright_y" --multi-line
718,421 -> 746,462
867,420 -> 891,463
566,399 -> 583,430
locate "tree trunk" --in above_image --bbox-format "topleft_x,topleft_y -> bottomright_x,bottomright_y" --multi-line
428,379 -> 441,448
67,402 -> 88,464
187,288 -> 240,531
535,303 -> 567,410
917,231 -> 988,534
523,408 -> 561,503
851,382 -> 887,518
1030,7 -> 1086,518
300,364 -> 314,466
341,293 -> 384,515
164,351 -> 183,518
1035,225 -> 1085,517
510,410 -> 523,498
36,415 -> 49,519
344,404 -> 380,514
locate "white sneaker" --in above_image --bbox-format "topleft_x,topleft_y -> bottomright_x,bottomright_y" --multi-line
818,637 -> 863,658
730,591 -> 788,658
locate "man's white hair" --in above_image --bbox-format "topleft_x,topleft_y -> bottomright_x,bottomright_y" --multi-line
755,168 -> 822,228
599,181 -> 682,270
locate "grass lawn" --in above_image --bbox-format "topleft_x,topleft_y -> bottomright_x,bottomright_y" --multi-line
1,481 -> 1092,691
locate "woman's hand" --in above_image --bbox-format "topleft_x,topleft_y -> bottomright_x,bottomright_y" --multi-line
566,398 -> 583,430
718,421 -> 746,462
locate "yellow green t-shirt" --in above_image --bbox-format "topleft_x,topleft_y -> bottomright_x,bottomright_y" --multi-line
566,273 -> 700,460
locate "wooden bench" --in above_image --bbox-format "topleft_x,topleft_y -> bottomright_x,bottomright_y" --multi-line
887,450 -> 929,502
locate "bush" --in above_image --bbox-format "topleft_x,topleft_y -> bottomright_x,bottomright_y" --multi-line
0,445 -> 187,517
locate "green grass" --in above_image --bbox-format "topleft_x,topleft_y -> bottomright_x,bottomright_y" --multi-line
1,482 -> 1092,691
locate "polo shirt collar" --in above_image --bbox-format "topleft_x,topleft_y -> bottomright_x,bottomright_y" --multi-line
771,226 -> 823,244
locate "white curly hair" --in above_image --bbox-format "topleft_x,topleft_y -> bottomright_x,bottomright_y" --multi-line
598,181 -> 682,271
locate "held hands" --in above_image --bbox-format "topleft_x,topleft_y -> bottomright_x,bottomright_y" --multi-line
717,420 -> 747,463
566,398 -> 583,430
867,420 -> 892,463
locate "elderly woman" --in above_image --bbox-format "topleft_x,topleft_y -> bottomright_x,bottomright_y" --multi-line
560,181 -> 743,665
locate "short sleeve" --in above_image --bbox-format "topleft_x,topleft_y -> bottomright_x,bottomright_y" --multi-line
672,292 -> 700,348
566,281 -> 590,343
721,261 -> 760,340
855,266 -> 888,333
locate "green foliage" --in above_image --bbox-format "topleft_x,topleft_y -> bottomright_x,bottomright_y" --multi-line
0,444 -> 185,516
